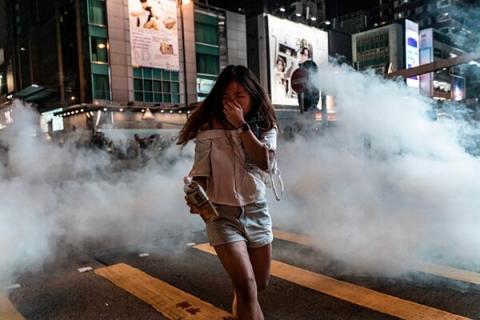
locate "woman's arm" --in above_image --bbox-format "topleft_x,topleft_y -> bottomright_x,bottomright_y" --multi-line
130,10 -> 144,17
238,130 -> 270,171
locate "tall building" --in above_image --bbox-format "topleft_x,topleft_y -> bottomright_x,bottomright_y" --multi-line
343,0 -> 480,103
0,0 -> 247,133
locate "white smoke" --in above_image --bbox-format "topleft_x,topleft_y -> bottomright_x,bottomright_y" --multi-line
0,102 -> 199,286
1,60 -> 480,286
270,63 -> 480,275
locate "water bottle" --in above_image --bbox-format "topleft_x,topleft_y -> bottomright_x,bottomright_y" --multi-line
183,176 -> 219,223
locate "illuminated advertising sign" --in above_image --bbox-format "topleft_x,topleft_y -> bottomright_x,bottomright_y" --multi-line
419,28 -> 434,96
405,20 -> 419,88
40,108 -> 64,132
128,0 -> 179,71
267,15 -> 328,106
451,75 -> 465,101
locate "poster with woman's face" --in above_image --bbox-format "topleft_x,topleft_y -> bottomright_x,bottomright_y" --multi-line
267,15 -> 328,106
128,0 -> 179,71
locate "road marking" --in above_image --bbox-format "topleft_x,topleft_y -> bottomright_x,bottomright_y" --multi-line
273,229 -> 313,246
0,294 -> 24,320
274,229 -> 480,286
95,263 -> 234,320
194,243 -> 471,320
417,263 -> 480,285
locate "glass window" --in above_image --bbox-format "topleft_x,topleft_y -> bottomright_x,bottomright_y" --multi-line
153,81 -> 161,92
437,0 -> 450,8
134,79 -> 143,91
145,92 -> 153,102
172,82 -> 179,94
144,80 -> 153,92
195,23 -> 219,45
91,37 -> 108,63
133,68 -> 142,78
162,81 -> 171,93
88,0 -> 107,25
197,54 -> 219,75
134,91 -> 143,101
143,68 -> 152,79
92,74 -> 110,100
133,67 -> 180,103
153,69 -> 162,79
162,70 -> 171,80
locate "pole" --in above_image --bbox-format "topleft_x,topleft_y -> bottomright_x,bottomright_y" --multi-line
75,0 -> 86,102
180,1 -> 189,108
54,2 -> 65,106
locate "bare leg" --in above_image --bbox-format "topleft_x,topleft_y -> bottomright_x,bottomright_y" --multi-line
214,241 -> 264,320
248,243 -> 272,292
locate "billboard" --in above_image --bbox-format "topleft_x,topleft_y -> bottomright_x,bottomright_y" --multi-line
40,108 -> 64,132
267,15 -> 328,106
128,0 -> 179,71
451,75 -> 465,101
405,20 -> 419,88
419,28 -> 434,96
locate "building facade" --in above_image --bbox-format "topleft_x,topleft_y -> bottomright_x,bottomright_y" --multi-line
0,0 -> 247,132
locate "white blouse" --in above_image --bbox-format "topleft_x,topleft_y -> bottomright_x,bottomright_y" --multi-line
189,128 -> 277,206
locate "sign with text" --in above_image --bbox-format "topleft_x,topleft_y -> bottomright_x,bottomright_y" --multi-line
128,0 -> 179,71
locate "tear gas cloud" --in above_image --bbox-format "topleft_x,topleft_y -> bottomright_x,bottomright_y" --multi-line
1,59 -> 480,286
0,103 -> 200,285
271,62 -> 480,275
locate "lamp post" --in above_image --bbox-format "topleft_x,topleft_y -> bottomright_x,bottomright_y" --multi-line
179,0 -> 190,108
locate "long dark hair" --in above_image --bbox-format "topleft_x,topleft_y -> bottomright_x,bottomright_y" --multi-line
177,65 -> 278,146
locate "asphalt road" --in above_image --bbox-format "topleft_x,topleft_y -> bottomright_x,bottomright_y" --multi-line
4,229 -> 480,320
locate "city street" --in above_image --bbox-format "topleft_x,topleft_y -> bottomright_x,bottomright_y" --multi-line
2,228 -> 480,320
1,0 -> 480,319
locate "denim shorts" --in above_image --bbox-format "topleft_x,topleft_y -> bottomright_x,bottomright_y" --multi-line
206,201 -> 273,248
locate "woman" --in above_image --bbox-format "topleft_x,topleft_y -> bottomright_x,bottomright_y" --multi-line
130,0 -> 160,31
178,65 -> 278,320
274,56 -> 288,97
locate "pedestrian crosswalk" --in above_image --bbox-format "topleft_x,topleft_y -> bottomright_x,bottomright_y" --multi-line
95,263 -> 234,320
273,229 -> 480,286
2,229 -> 479,320
194,243 -> 471,320
0,293 -> 24,320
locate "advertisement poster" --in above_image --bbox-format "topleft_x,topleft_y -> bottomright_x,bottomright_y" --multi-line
267,15 -> 328,106
128,0 -> 179,71
419,28 -> 433,96
405,19 -> 419,88
452,75 -> 465,101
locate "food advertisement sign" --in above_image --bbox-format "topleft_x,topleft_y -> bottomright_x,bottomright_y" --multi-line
128,0 -> 179,71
